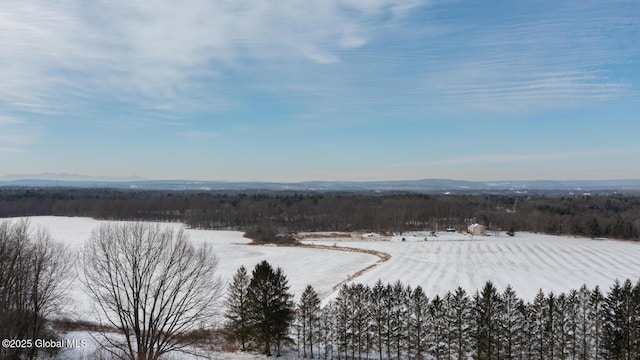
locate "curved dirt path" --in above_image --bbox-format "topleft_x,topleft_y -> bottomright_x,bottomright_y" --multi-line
247,233 -> 391,299
295,243 -> 391,298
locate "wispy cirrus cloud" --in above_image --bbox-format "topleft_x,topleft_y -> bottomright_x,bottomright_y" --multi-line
0,115 -> 24,125
407,2 -> 639,113
2,0 -> 639,181
0,0 -> 427,115
1,0 -> 636,120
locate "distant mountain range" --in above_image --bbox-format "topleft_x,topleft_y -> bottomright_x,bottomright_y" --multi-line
1,174 -> 640,193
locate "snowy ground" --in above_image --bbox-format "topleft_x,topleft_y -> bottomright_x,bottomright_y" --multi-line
9,216 -> 640,359
302,230 -> 640,300
17,216 -> 640,311
13,216 -> 378,322
56,330 -> 278,360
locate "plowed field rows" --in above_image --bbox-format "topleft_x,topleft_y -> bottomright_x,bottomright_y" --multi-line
302,232 -> 640,299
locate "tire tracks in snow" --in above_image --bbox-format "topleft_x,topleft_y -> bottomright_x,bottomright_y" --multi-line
296,243 -> 391,298
251,237 -> 391,299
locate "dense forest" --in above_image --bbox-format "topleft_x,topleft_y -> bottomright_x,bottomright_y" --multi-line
0,188 -> 639,240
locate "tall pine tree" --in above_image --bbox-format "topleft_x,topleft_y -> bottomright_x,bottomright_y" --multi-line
408,285 -> 430,360
429,294 -> 447,360
602,279 -> 636,359
575,285 -> 593,360
370,280 -> 389,360
499,285 -> 524,359
334,285 -> 351,360
530,289 -> 547,360
473,281 -> 503,360
273,267 -> 295,356
449,287 -> 472,360
299,285 -> 321,358
390,281 -> 408,360
224,266 -> 251,351
246,260 -> 294,356
591,286 -> 605,360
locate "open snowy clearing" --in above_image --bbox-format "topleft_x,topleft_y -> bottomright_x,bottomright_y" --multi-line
14,216 -> 378,322
18,215 -> 640,315
16,216 -> 640,315
57,330 -> 280,360
301,230 -> 640,300
9,216 -> 640,359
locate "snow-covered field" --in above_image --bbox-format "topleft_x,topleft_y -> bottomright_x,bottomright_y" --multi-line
8,216 -> 640,359
57,330 -> 276,360
16,216 -> 378,322
19,215 -> 640,313
302,231 -> 640,300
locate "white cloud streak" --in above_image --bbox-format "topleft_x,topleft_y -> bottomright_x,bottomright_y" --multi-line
0,0 -> 426,114
407,2 -> 639,113
0,0 -> 637,136
0,115 -> 24,125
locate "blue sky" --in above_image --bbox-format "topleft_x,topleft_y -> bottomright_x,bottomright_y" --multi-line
1,0 -> 639,181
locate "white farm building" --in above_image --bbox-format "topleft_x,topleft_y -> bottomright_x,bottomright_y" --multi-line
468,223 -> 486,236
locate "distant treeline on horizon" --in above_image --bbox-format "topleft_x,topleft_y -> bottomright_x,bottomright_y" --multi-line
1,188 -> 638,241
2,177 -> 640,193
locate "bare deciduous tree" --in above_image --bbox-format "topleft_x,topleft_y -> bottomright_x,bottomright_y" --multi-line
82,222 -> 222,360
0,219 -> 72,360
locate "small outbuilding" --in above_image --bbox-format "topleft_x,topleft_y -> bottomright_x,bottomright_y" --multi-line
468,223 -> 486,236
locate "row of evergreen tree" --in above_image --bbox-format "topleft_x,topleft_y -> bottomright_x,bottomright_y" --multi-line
225,262 -> 640,359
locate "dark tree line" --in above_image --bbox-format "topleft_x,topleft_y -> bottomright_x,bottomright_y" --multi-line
225,274 -> 640,360
1,188 -> 639,240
